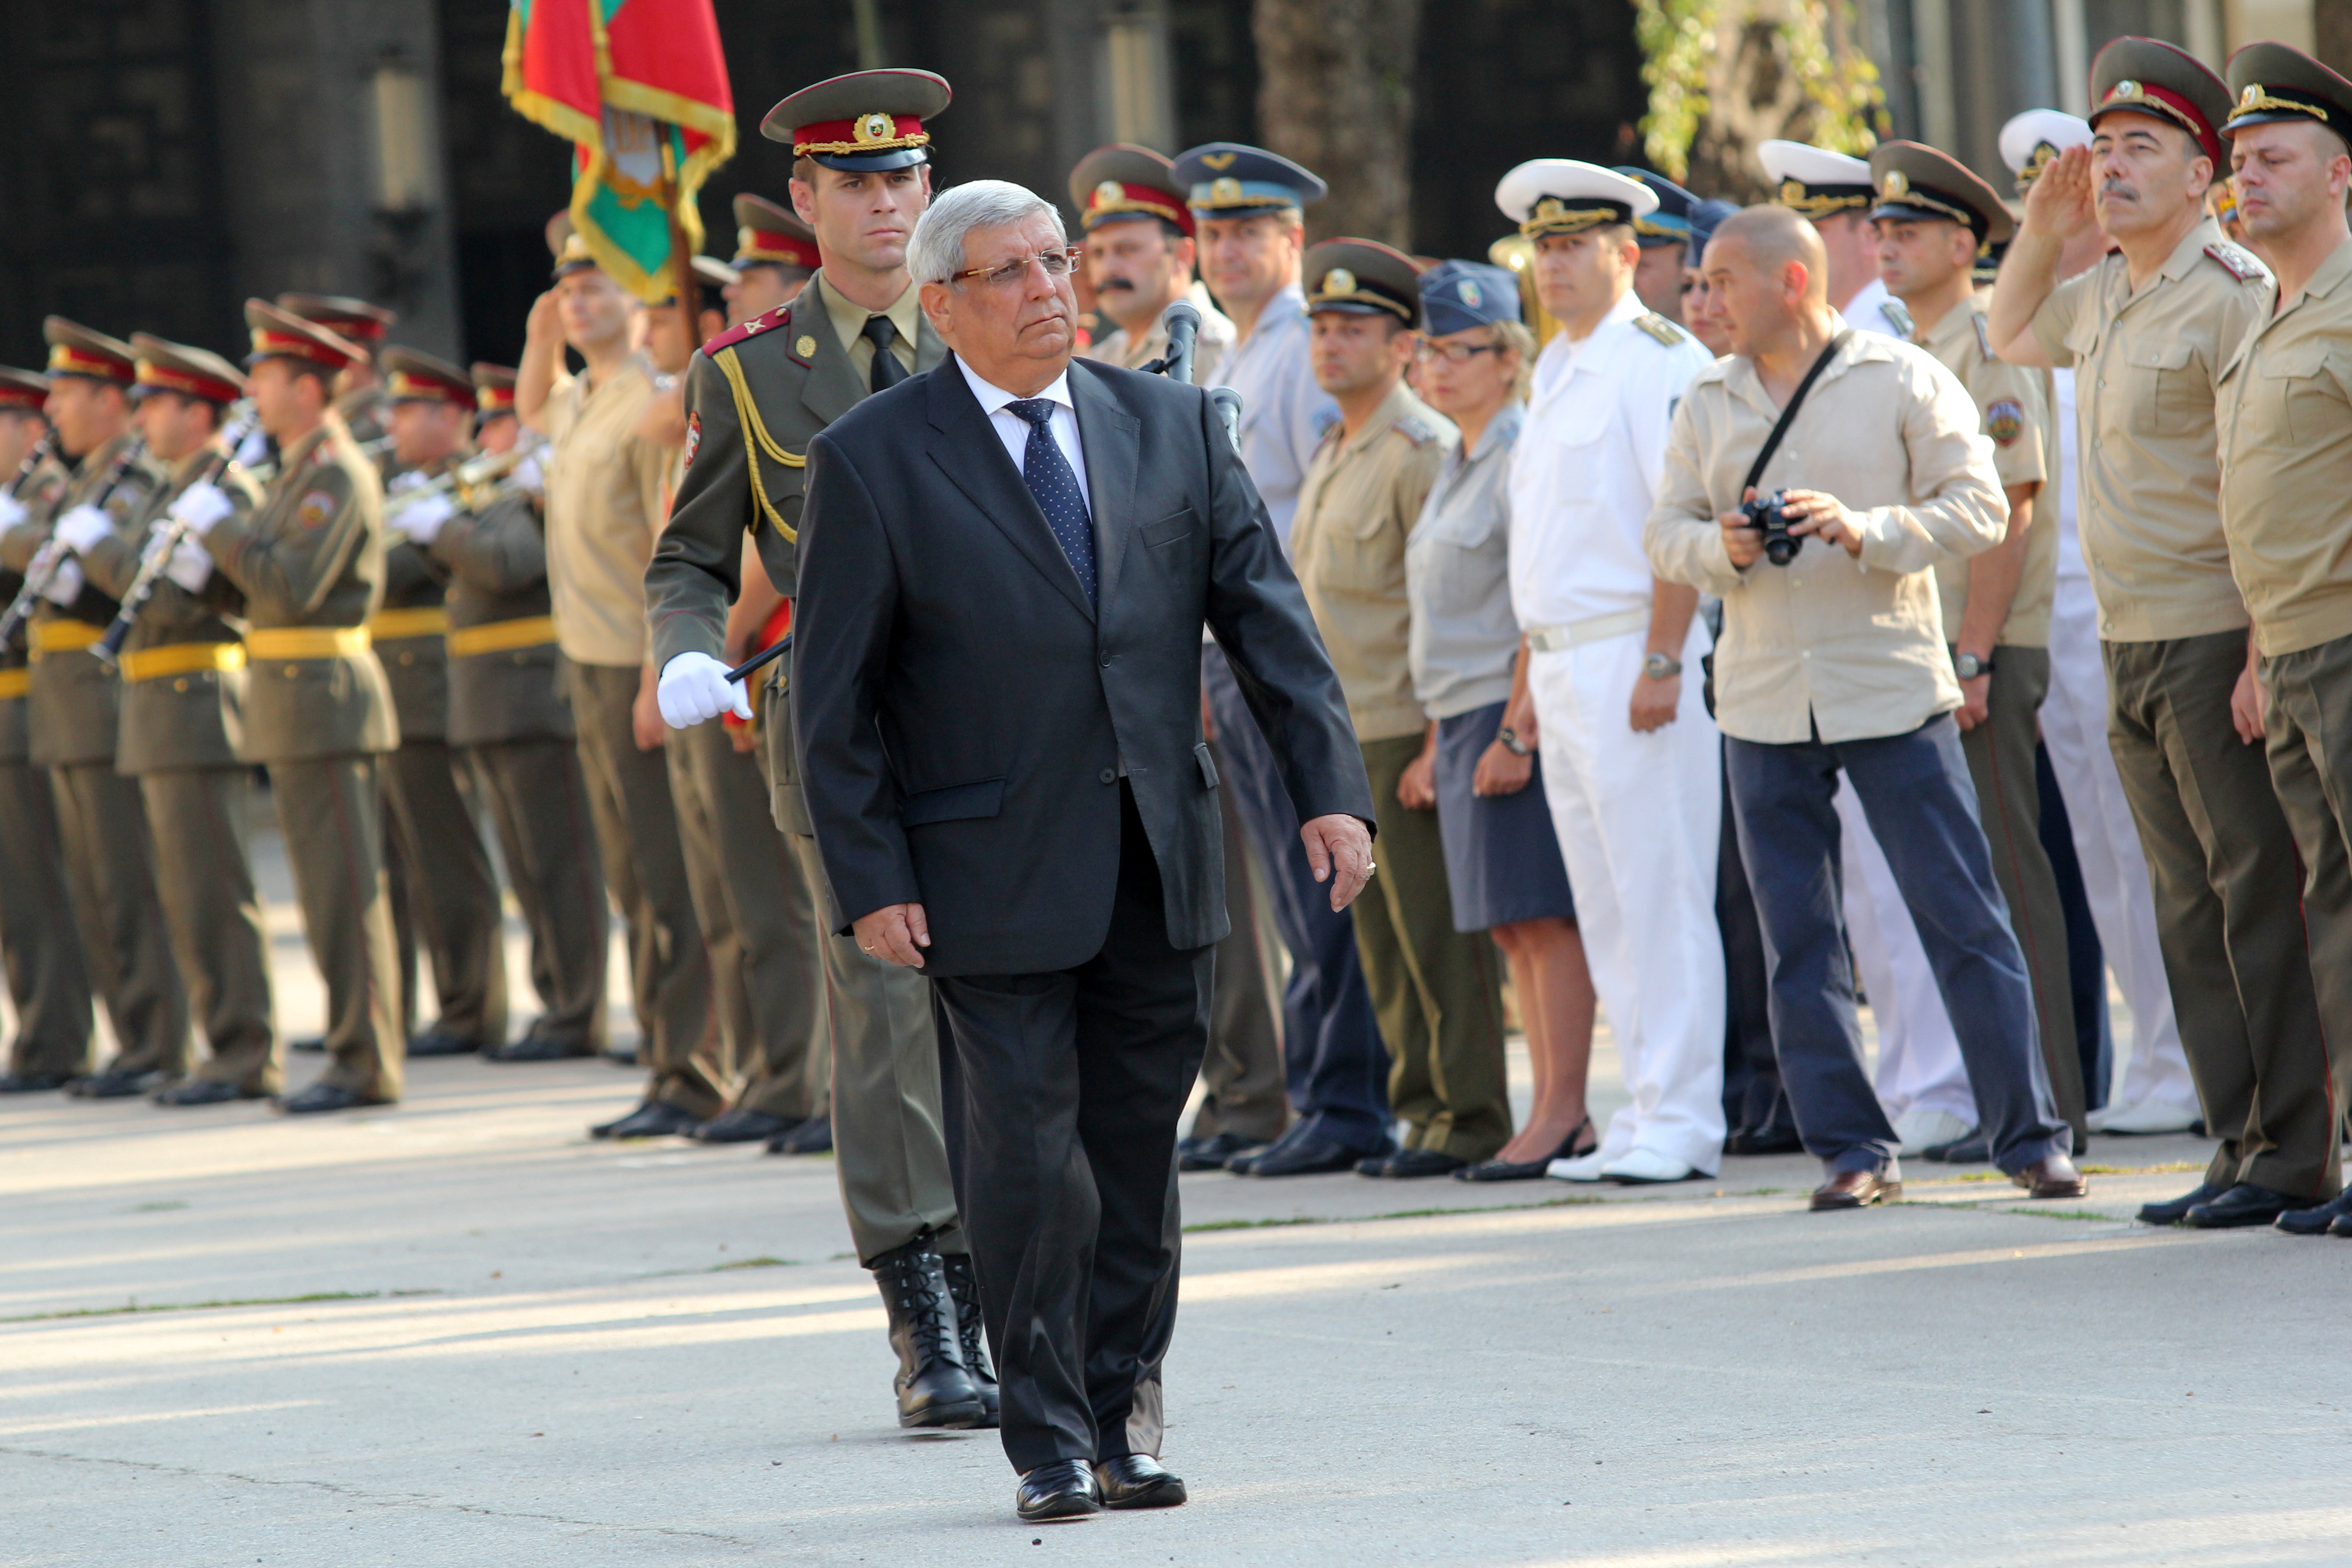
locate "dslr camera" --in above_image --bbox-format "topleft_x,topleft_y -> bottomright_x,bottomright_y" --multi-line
1740,489 -> 1801,567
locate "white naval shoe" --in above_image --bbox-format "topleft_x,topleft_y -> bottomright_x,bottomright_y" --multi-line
2091,1098 -> 2201,1135
1599,1148 -> 1701,1185
1546,1148 -> 1613,1182
1892,1108 -> 1975,1155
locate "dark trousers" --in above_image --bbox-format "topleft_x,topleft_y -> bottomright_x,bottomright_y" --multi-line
141,767 -> 275,1092
932,784 -> 1208,1474
1725,715 -> 2069,1176
469,738 -> 609,1050
1715,745 -> 1785,1136
1190,737 -> 1289,1144
2036,743 -> 2112,1112
1202,644 -> 1389,1152
0,754 -> 91,1077
382,739 -> 508,1047
52,759 -> 188,1079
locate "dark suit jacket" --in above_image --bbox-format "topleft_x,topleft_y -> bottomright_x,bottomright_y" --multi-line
791,353 -> 1372,977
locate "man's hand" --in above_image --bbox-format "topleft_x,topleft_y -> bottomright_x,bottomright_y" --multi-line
1471,738 -> 1533,797
632,666 -> 667,752
1720,496 -> 1764,569
1630,671 -> 1681,733
1300,813 -> 1375,912
525,288 -> 564,345
657,651 -> 751,729
1955,671 -> 1992,731
392,491 -> 455,546
169,482 -> 235,538
2233,645 -> 2268,745
854,902 -> 931,967
2021,144 -> 2096,241
1396,730 -> 1437,811
1779,490 -> 1866,557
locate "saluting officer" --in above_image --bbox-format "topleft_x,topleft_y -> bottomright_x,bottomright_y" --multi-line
278,294 -> 397,448
372,348 -> 508,1056
171,301 -> 404,1112
0,368 -> 94,1092
1,320 -> 187,1098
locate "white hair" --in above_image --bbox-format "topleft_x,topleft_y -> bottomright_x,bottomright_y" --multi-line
907,180 -> 1067,286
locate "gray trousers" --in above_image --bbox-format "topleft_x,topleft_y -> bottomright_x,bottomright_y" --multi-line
469,738 -> 608,1051
141,767 -> 275,1091
382,739 -> 508,1047
52,759 -> 188,1079
0,755 -> 91,1077
270,756 -> 403,1100
1190,735 -> 1289,1144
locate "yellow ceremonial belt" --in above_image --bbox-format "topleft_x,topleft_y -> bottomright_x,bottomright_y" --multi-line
121,642 -> 247,683
28,620 -> 103,656
446,615 -> 558,658
366,606 -> 451,641
245,626 -> 371,660
0,668 -> 27,699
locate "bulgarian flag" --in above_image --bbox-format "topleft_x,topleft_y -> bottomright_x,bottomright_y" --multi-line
502,0 -> 735,302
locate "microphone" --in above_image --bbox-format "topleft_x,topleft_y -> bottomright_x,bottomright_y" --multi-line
1159,301 -> 1202,386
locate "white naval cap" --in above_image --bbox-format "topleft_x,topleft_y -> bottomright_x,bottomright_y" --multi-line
1998,109 -> 2094,190
1493,159 -> 1659,238
1758,141 -> 1876,218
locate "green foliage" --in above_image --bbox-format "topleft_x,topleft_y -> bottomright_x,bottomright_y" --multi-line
1633,0 -> 1887,182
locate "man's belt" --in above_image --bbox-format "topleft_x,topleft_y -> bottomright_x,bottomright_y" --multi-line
0,667 -> 27,699
245,626 -> 371,660
28,620 -> 104,656
122,641 -> 247,683
1524,609 -> 1651,653
367,606 -> 452,641
446,615 -> 559,658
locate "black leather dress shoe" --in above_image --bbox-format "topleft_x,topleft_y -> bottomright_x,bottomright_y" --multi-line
1235,1134 -> 1367,1177
1724,1122 -> 1804,1156
765,1113 -> 833,1154
1015,1460 -> 1102,1522
485,1034 -> 594,1063
603,1041 -> 640,1067
0,1070 -> 72,1093
1810,1167 -> 1900,1210
275,1082 -> 389,1115
589,1099 -> 701,1139
289,1036 -> 327,1054
689,1107 -> 796,1144
152,1078 -> 265,1107
2184,1183 -> 2304,1229
73,1069 -> 165,1100
406,1029 -> 480,1058
1368,1148 -> 1466,1179
870,1240 -> 985,1429
2139,1181 -> 2228,1227
939,1250 -> 999,1427
1922,1132 -> 1989,1164
2010,1153 -> 2089,1199
1094,1454 -> 1186,1509
2275,1190 -> 2352,1235
2328,1212 -> 2352,1238
1177,1131 -> 1267,1171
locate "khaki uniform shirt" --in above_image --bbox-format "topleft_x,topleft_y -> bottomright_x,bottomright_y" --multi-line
1919,296 -> 2058,647
2029,216 -> 2269,642
817,273 -> 921,385
1081,281 -> 1234,385
1289,379 -> 1458,742
544,354 -> 669,667
1644,324 -> 2007,745
2216,237 -> 2352,657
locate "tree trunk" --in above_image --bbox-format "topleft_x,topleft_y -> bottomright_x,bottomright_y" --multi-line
1639,0 -> 1881,205
1252,0 -> 1423,246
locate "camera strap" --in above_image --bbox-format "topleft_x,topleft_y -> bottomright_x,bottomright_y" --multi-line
1740,329 -> 1852,497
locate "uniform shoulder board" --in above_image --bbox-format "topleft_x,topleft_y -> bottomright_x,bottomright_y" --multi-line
1881,299 -> 1914,338
703,303 -> 793,356
1971,311 -> 1993,361
1633,311 -> 1689,347
2205,241 -> 2263,282
1392,413 -> 1438,447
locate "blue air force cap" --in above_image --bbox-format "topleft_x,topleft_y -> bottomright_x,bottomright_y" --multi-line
1170,142 -> 1328,220
1419,260 -> 1522,336
1614,167 -> 1702,247
1685,197 -> 1739,257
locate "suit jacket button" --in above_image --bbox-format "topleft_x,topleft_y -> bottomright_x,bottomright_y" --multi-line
1098,768 -> 1116,784
1099,652 -> 1111,667
173,677 -> 188,693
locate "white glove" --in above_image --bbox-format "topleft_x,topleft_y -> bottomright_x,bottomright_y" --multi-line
511,452 -> 545,494
169,481 -> 235,537
53,504 -> 112,554
393,491 -> 455,545
164,536 -> 214,594
235,431 -> 270,468
386,469 -> 429,495
657,651 -> 750,729
0,495 -> 26,533
40,556 -> 83,604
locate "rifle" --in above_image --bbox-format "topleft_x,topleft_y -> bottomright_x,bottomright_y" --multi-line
0,435 -> 150,649
93,404 -> 261,667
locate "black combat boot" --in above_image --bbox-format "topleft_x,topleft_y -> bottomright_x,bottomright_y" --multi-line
870,1239 -> 986,1429
938,1250 -> 1000,1428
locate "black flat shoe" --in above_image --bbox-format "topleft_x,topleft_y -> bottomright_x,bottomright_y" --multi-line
1457,1118 -> 1595,1182
0,1070 -> 73,1093
1367,1148 -> 1465,1179
589,1099 -> 700,1139
275,1082 -> 390,1115
2275,1190 -> 2352,1235
765,1113 -> 832,1154
485,1034 -> 594,1063
690,1107 -> 796,1144
1094,1454 -> 1186,1509
2183,1182 -> 2303,1229
1921,1133 -> 1990,1164
406,1029 -> 480,1058
289,1036 -> 327,1054
72,1069 -> 166,1100
2137,1181 -> 2226,1227
1177,1131 -> 1267,1171
152,1078 -> 265,1106
1015,1460 -> 1101,1522
1235,1133 -> 1370,1177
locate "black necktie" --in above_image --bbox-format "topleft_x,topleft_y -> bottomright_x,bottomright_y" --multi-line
1005,398 -> 1096,606
863,316 -> 906,392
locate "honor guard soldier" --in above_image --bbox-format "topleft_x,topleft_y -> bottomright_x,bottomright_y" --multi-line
407,361 -> 610,1063
86,338 -> 279,1104
1615,167 -> 1705,325
278,294 -> 397,447
1761,141 -> 1912,339
1070,144 -> 1236,381
0,319 -> 187,1098
371,348 -> 508,1056
647,69 -> 1001,1432
173,301 -> 405,1112
1868,141 -> 2086,1149
729,193 -> 820,322
0,368 -> 95,1092
2213,42 -> 2352,1235
1991,36 -> 2331,1230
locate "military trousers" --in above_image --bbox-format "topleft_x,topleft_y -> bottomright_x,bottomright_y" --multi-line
0,752 -> 91,1077
140,767 -> 275,1092
566,661 -> 722,1119
468,738 -> 608,1051
50,759 -> 188,1080
1354,733 -> 1512,1163
269,755 -> 403,1101
668,717 -> 825,1119
382,740 -> 508,1048
1189,740 -> 1289,1147
2106,630 -> 2333,1200
1956,645 -> 2086,1147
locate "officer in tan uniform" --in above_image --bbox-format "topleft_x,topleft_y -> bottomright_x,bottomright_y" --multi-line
83,338 -> 279,1103
1991,36 -> 2330,1230
174,301 -> 404,1112
729,194 -> 819,321
0,320 -> 186,1098
0,369 -> 93,1092
372,348 -> 508,1055
647,69 -> 998,1431
1868,141 -> 2085,1149
278,294 -> 397,448
1070,144 -> 1236,380
2212,43 -> 2352,1235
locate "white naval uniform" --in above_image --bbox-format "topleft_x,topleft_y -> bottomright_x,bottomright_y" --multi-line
1509,289 -> 1725,1173
2034,366 -> 2197,1123
1206,281 -> 1339,553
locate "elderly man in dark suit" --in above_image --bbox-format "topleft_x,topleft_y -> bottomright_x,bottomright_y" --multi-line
791,178 -> 1376,1523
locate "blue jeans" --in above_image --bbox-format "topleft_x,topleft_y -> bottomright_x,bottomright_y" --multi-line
1202,645 -> 1392,1154
1725,714 -> 2069,1175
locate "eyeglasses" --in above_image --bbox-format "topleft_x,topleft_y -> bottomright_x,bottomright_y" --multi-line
1412,340 -> 1500,366
946,248 -> 1083,289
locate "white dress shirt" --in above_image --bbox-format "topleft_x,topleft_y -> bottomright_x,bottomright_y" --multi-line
958,357 -> 1091,512
1840,275 -> 1911,339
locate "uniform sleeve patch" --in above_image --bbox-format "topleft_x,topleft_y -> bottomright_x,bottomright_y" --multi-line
297,489 -> 336,529
1985,399 -> 2025,446
683,411 -> 701,470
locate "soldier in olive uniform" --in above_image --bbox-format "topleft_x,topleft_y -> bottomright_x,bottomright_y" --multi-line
372,348 -> 509,1055
0,320 -> 188,1098
729,193 -> 820,322
172,301 -> 404,1112
278,294 -> 397,449
0,369 -> 94,1091
84,338 -> 279,1103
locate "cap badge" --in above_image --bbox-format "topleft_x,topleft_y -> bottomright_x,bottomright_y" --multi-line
1199,152 -> 1237,171
1457,278 -> 1483,307
1209,176 -> 1243,205
1881,171 -> 1910,198
853,112 -> 894,146
2241,84 -> 2262,108
1778,178 -> 1806,205
1535,197 -> 1565,223
2109,79 -> 2141,103
1094,180 -> 1124,210
1324,267 -> 1357,296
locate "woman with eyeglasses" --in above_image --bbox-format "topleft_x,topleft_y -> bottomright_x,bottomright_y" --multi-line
1398,260 -> 1599,1181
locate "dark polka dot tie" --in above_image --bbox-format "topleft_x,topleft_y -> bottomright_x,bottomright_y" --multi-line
1006,398 -> 1096,607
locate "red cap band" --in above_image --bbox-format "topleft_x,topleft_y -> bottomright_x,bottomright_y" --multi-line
1083,181 -> 1194,236
736,227 -> 822,269
792,113 -> 929,158
135,360 -> 240,405
2093,80 -> 2221,165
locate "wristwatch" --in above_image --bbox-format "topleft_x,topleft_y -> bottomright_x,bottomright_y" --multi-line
1496,725 -> 1532,757
1955,652 -> 1996,681
1643,652 -> 1683,681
